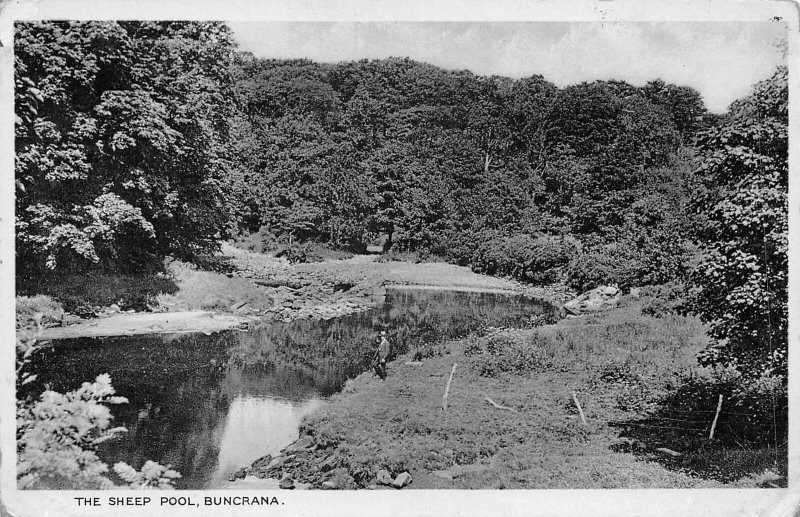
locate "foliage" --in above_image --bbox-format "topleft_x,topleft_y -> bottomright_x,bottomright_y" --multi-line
228,56 -> 697,285
16,294 -> 64,329
16,334 -> 181,490
15,21 -> 238,282
17,370 -> 181,489
471,234 -> 579,284
231,226 -> 279,254
278,242 -> 324,264
470,334 -> 555,377
688,67 -> 788,379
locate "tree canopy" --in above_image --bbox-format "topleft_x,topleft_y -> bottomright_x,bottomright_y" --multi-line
15,21 -> 238,281
689,67 -> 788,379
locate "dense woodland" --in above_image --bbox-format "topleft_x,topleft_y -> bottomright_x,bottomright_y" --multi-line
15,22 -> 787,385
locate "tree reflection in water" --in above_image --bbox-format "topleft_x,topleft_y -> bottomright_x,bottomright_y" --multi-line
25,289 -> 553,488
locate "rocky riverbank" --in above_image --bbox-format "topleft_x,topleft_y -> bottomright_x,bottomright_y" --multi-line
26,243 -> 572,339
228,431 -> 414,491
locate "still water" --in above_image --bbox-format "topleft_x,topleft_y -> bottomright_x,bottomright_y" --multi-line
25,288 -> 553,489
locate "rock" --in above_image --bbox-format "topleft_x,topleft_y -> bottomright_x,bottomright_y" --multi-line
266,455 -> 289,470
279,476 -> 295,489
431,470 -> 454,481
231,300 -> 249,311
321,480 -> 337,490
376,469 -> 393,486
283,435 -> 315,453
319,455 -> 339,472
228,467 -> 247,482
563,286 -> 622,315
392,471 -> 412,488
249,454 -> 272,471
629,287 -> 642,298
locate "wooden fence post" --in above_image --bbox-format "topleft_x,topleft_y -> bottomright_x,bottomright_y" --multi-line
442,363 -> 457,411
571,391 -> 588,426
709,394 -> 724,440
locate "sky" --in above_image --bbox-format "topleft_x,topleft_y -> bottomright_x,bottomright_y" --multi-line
228,21 -> 787,113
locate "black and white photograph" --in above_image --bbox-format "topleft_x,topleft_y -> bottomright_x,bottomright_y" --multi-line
2,0 -> 797,516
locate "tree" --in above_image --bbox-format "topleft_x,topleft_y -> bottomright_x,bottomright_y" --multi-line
689,67 -> 788,379
15,21 -> 238,281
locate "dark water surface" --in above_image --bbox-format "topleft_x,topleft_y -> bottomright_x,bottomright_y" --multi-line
24,288 -> 553,489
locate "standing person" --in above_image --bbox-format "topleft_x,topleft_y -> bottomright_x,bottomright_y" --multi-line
374,330 -> 391,380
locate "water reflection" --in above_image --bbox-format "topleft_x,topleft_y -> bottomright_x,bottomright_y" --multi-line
24,289 -> 553,489
211,395 -> 323,488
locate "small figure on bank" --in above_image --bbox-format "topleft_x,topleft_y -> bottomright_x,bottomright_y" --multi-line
373,330 -> 391,380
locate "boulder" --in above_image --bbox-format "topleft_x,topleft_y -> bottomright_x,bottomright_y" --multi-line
319,455 -> 339,472
228,467 -> 247,482
251,455 -> 272,470
266,455 -> 289,470
392,471 -> 412,488
321,480 -> 338,490
283,435 -> 314,453
563,286 -> 621,315
376,469 -> 393,486
279,476 -> 295,490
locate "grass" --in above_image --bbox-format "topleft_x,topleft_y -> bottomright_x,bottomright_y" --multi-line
295,295 -> 787,489
154,260 -> 274,313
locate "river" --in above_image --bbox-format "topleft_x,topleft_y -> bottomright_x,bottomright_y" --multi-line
24,288 -> 554,489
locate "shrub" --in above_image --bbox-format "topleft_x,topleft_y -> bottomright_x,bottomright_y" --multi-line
661,367 -> 787,446
566,233 -> 687,292
16,336 -> 181,490
231,226 -> 279,254
17,373 -> 181,489
471,334 -> 554,377
16,295 -> 64,329
277,243 -> 323,264
471,234 -> 580,285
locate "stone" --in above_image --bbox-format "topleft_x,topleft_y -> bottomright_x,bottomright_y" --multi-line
228,467 -> 247,482
431,470 -> 454,481
251,455 -> 272,470
284,435 -> 315,453
563,286 -> 622,315
321,480 -> 337,490
629,287 -> 641,298
392,471 -> 412,488
266,455 -> 288,470
279,477 -> 295,490
319,455 -> 339,472
376,469 -> 393,486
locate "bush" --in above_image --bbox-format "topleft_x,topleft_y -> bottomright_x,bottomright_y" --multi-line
231,226 -> 279,254
639,282 -> 686,318
16,336 -> 181,490
23,272 -> 178,314
277,243 -> 323,264
471,234 -> 580,285
566,234 -> 687,292
661,367 -> 787,447
16,295 -> 64,329
471,334 -> 554,377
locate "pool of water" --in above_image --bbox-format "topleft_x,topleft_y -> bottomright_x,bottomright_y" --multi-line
23,288 -> 554,489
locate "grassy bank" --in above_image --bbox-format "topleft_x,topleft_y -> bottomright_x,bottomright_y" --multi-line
280,296 -> 786,489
